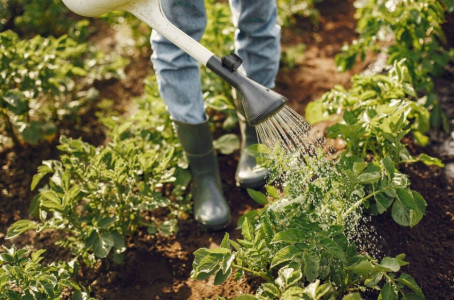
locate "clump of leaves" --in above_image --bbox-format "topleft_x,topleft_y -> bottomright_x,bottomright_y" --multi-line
277,0 -> 324,26
191,150 -> 426,299
6,80 -> 190,267
0,29 -> 126,148
336,0 -> 453,132
0,245 -> 92,300
192,218 -> 423,299
306,60 -> 443,167
0,0 -> 74,36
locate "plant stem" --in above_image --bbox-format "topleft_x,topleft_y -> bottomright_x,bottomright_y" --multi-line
232,263 -> 273,282
342,187 -> 391,219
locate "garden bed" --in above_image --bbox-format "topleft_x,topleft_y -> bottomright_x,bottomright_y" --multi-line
1,0 -> 453,299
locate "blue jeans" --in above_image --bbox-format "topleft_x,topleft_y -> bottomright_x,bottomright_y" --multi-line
151,0 -> 281,124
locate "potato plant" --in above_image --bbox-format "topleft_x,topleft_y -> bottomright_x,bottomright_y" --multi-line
0,0 -> 74,37
6,79 -> 191,267
335,0 -> 453,132
306,60 -> 443,167
192,151 -> 426,299
0,245 -> 92,300
0,28 -> 126,148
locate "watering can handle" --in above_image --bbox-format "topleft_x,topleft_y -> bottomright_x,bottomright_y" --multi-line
62,0 -> 215,66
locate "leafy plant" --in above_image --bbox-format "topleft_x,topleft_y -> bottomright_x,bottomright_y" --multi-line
335,0 -> 453,132
306,60 -> 443,167
0,29 -> 126,148
192,148 -> 426,299
0,0 -> 75,36
6,79 -> 190,266
0,245 -> 91,300
277,0 -> 324,26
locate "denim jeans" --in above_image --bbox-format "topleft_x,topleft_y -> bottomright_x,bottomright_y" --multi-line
151,0 -> 281,124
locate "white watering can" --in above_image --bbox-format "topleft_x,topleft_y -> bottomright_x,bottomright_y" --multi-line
62,0 -> 287,125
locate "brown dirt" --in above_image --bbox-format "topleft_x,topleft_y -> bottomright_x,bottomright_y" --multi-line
1,0 -> 454,299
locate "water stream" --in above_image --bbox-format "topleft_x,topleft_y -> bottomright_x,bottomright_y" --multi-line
256,105 -> 325,157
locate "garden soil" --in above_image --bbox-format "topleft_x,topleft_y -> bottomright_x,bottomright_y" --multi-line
1,0 -> 453,299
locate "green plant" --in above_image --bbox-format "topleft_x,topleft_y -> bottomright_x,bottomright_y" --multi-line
0,245 -> 91,300
0,29 -> 126,148
277,0 -> 323,26
0,0 -> 75,36
306,60 -> 443,167
191,148 -> 426,299
335,0 -> 453,132
6,79 -> 190,266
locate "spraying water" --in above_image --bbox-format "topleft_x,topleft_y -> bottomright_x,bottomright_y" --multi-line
255,104 -> 381,258
256,105 -> 325,157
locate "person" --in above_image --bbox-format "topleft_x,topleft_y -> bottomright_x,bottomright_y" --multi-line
150,0 -> 281,230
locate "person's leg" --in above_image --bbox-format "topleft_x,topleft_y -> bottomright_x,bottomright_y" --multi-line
229,0 -> 281,188
151,0 -> 230,230
150,0 -> 206,123
229,0 -> 281,88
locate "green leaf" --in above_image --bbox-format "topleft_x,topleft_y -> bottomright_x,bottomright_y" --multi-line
347,259 -> 374,276
375,193 -> 394,214
380,282 -> 398,300
365,272 -> 384,289
160,219 -> 178,235
262,283 -> 281,298
382,156 -> 395,178
214,267 -> 232,285
40,189 -> 63,210
272,229 -> 306,244
303,251 -> 319,282
415,153 -> 444,168
392,189 -> 425,227
232,295 -> 258,300
21,123 -> 42,145
247,188 -> 268,205
112,231 -> 126,254
97,216 -> 117,229
93,232 -> 114,258
357,172 -> 381,184
213,134 -> 240,155
398,273 -> 423,296
353,162 -> 368,177
241,218 -> 255,241
342,293 -> 362,300
320,238 -> 346,262
31,164 -> 53,191
2,90 -> 28,115
379,257 -> 400,272
278,263 -> 303,287
281,286 -> 305,299
265,185 -> 280,199
271,245 -> 300,268
6,220 -> 36,239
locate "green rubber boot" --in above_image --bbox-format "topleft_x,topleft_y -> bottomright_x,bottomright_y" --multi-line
173,118 -> 231,231
233,89 -> 269,189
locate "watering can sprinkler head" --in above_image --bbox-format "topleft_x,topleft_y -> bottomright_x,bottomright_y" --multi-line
62,0 -> 288,126
206,54 -> 288,126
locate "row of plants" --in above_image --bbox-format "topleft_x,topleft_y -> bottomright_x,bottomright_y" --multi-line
1,0 -> 242,297
2,0 -> 450,299
189,0 -> 453,299
0,0 -> 128,149
335,0 -> 454,133
190,62 -> 429,300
